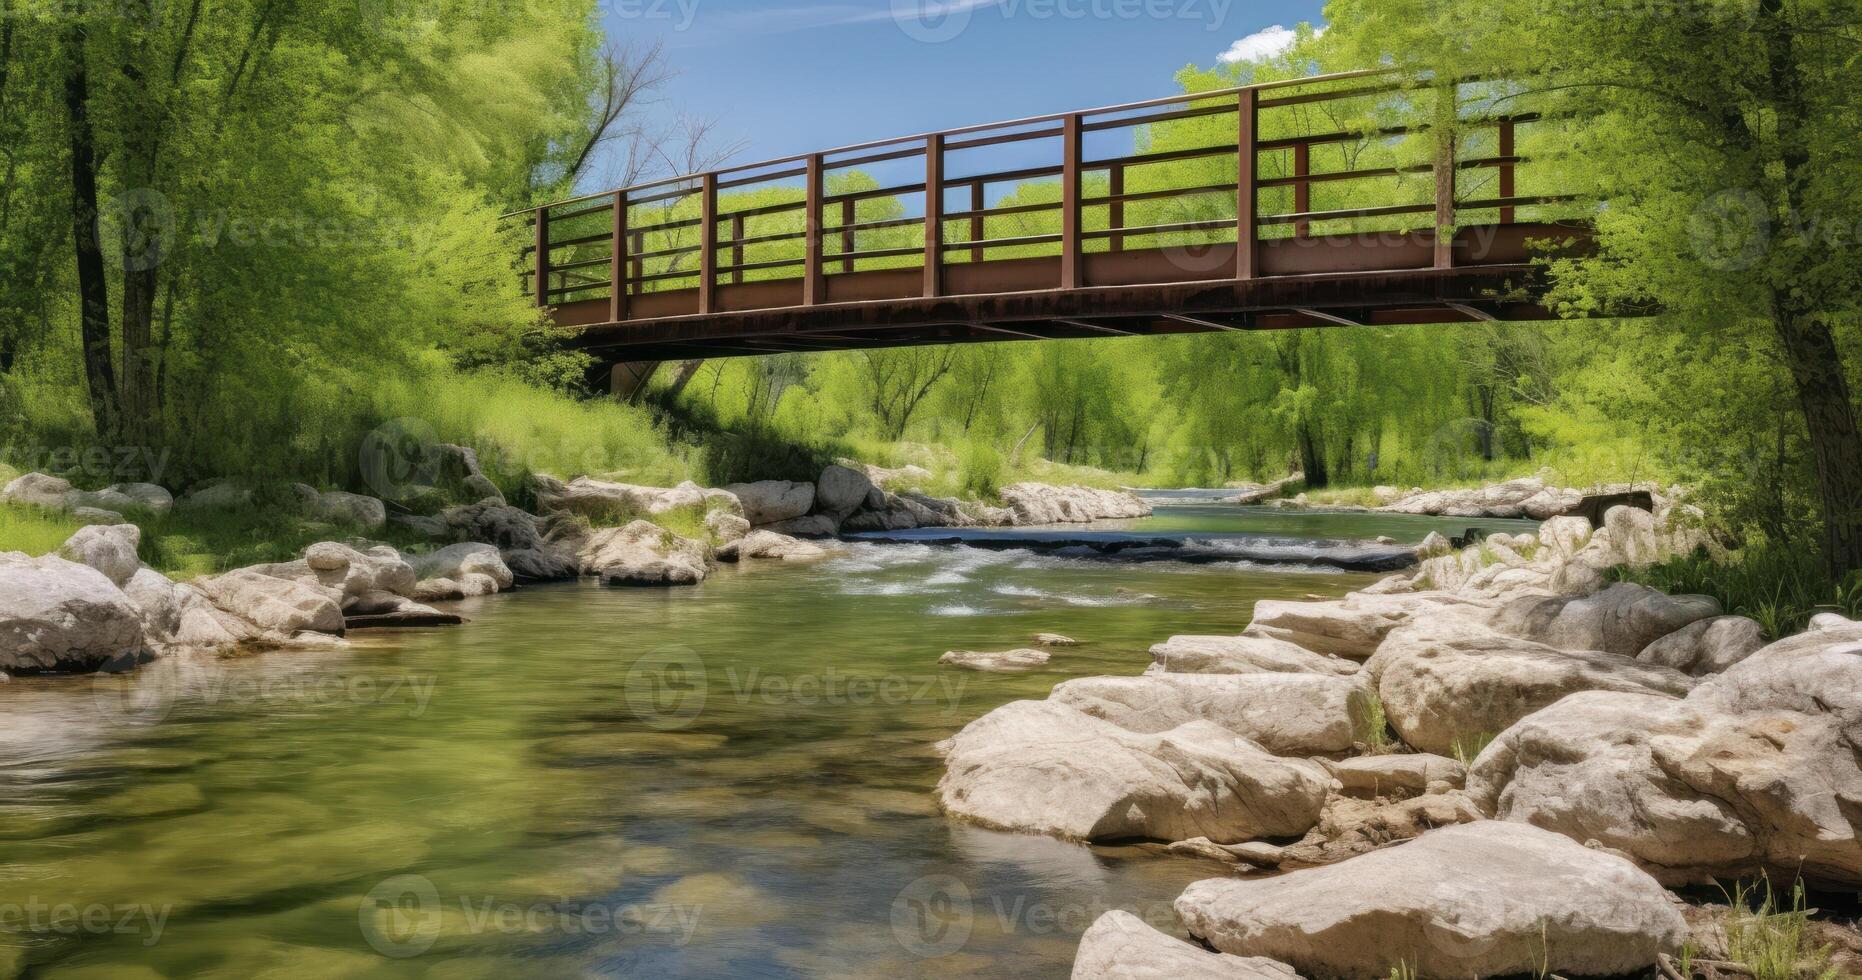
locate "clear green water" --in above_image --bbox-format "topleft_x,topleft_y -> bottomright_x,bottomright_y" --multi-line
0,506 -> 1513,979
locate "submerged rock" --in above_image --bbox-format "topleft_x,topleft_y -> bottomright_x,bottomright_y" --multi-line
936,699 -> 1329,844
577,520 -> 709,587
1071,911 -> 1300,980
939,648 -> 1051,672
197,569 -> 345,636
1175,822 -> 1688,979
716,530 -> 827,562
1033,632 -> 1078,647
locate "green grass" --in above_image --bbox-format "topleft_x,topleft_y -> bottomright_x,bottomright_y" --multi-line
1451,731 -> 1498,766
1354,691 -> 1398,754
1723,880 -> 1838,980
1613,542 -> 1862,640
0,504 -> 89,557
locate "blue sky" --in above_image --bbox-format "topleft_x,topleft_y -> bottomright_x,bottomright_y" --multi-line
593,0 -> 1328,185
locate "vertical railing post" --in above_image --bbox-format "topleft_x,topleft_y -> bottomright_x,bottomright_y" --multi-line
699,173 -> 717,314
533,205 -> 550,306
840,198 -> 855,274
969,180 -> 985,264
804,154 -> 824,305
1061,112 -> 1083,289
1434,85 -> 1457,270
731,213 -> 745,285
1108,164 -> 1125,253
1498,119 -> 1516,225
1236,89 -> 1257,281
630,229 -> 643,286
609,191 -> 627,323
1293,141 -> 1311,239
923,133 -> 944,297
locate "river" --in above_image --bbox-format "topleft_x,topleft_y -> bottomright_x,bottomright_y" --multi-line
0,503 -> 1533,978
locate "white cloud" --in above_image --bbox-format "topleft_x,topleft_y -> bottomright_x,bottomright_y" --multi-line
1218,24 -> 1323,65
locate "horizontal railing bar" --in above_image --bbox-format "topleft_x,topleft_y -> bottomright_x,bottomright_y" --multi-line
942,200 -> 1063,221
630,215 -> 704,233
825,182 -> 928,205
547,256 -> 613,273
1258,125 -> 1416,152
949,163 -> 1064,187
715,165 -> 810,191
626,268 -> 701,285
1086,143 -> 1236,171
822,245 -> 924,263
1083,182 -> 1235,207
829,215 -> 926,235
1079,218 -> 1234,239
1258,202 -> 1436,225
1257,78 -> 1420,110
1257,164 -> 1433,189
547,279 -> 611,295
1457,155 -> 1527,170
825,144 -> 925,170
543,231 -> 615,250
939,232 -> 1064,250
628,242 -> 703,261
717,228 -> 812,249
943,126 -> 1065,152
624,184 -> 704,208
714,257 -> 807,275
718,198 -> 808,221
1081,100 -> 1238,133
544,200 -> 614,224
1455,194 -> 1582,209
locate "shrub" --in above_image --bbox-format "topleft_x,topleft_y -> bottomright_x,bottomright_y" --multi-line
1614,543 -> 1862,640
1723,879 -> 1837,980
1450,731 -> 1498,766
958,441 -> 1004,501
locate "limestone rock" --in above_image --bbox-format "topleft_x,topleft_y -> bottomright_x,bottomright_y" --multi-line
716,530 -> 827,562
68,482 -> 173,515
1034,632 -> 1078,647
1368,616 -> 1694,756
1322,754 -> 1466,797
0,554 -> 147,673
939,648 -> 1051,672
761,514 -> 839,538
1489,582 -> 1722,657
535,477 -> 728,521
1052,672 -> 1373,756
1071,911 -> 1300,980
1246,592 -> 1492,659
409,543 -> 514,593
1,472 -> 74,508
724,480 -> 815,526
197,569 -> 345,636
577,521 -> 709,587
178,481 -> 252,510
815,464 -> 873,519
1636,615 -> 1767,676
999,483 -> 1150,526
1149,634 -> 1359,676
57,524 -> 142,587
705,510 -> 752,544
1175,822 -> 1688,979
937,700 -> 1330,844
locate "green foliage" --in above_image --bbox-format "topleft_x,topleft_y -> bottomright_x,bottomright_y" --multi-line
1722,880 -> 1837,980
1354,691 -> 1397,755
1614,544 -> 1862,641
0,505 -> 87,558
1450,731 -> 1498,767
958,441 -> 1004,501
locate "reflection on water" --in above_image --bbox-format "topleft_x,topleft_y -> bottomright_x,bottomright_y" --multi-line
0,506 -> 1509,978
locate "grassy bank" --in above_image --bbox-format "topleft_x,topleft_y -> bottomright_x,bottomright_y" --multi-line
1614,545 -> 1862,640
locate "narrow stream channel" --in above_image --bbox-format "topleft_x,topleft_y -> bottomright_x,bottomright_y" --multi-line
0,504 -> 1535,978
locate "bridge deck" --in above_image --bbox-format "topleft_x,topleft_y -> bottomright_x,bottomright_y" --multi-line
510,70 -> 1586,363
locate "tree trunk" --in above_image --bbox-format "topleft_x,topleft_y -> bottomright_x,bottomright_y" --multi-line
1774,307 -> 1862,576
1298,423 -> 1329,489
62,23 -> 118,440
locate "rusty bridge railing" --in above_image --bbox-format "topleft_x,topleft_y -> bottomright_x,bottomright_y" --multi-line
508,70 -> 1579,329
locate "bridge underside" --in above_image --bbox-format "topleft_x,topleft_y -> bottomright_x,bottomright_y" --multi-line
557,224 -> 1573,364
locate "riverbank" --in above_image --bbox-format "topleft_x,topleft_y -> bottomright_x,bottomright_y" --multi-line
933,492 -> 1862,978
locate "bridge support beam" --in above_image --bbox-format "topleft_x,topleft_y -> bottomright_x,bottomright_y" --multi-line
608,361 -> 662,404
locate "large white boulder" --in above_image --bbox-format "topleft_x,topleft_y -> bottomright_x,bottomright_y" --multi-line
814,464 -> 873,520
66,482 -> 173,515
1636,615 -> 1767,675
1367,616 -> 1694,756
1245,592 -> 1492,659
937,699 -> 1330,844
1051,673 -> 1373,756
0,554 -> 147,673
1071,911 -> 1299,980
939,648 -> 1051,672
715,530 -> 826,562
409,543 -> 514,595
57,524 -> 142,587
1149,633 -> 1360,676
1488,583 -> 1722,658
197,569 -> 345,635
1322,754 -> 1466,797
998,483 -> 1150,525
575,520 -> 709,587
1175,822 -> 1688,979
305,490 -> 387,530
723,480 -> 815,526
535,477 -> 733,520
1,472 -> 74,508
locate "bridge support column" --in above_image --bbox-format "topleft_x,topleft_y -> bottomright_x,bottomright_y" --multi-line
608,361 -> 662,404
